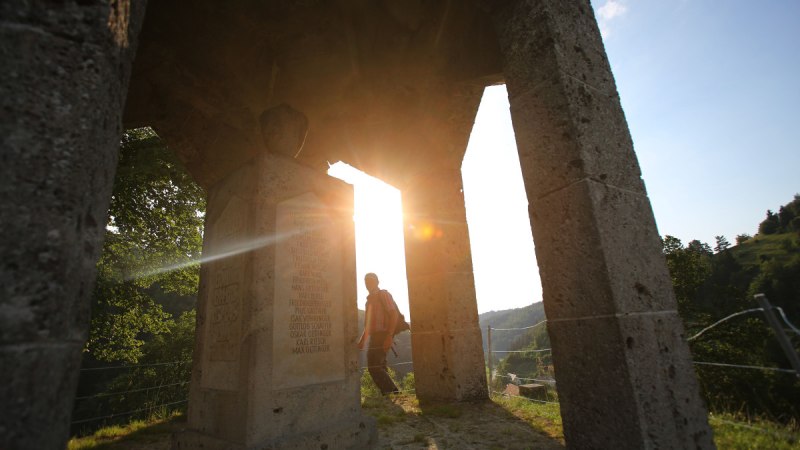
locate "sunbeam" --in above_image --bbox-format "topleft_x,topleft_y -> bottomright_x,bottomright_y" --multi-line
126,225 -> 322,281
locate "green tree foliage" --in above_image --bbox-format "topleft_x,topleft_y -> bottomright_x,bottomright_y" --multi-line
662,236 -> 713,315
86,128 -> 205,363
759,210 -> 780,235
758,194 -> 800,235
663,196 -> 800,422
72,129 -> 203,435
714,235 -> 731,253
72,311 -> 196,433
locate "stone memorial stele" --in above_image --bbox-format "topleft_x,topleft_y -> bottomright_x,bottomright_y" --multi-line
173,149 -> 375,449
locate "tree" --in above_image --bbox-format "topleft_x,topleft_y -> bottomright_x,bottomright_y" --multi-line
86,128 -> 205,363
714,235 -> 731,253
758,210 -> 780,235
778,206 -> 795,230
662,236 -> 712,315
735,234 -> 752,245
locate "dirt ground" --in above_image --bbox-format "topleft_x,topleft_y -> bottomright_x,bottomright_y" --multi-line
368,395 -> 564,450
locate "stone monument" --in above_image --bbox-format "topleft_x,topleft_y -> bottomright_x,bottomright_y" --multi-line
173,106 -> 375,449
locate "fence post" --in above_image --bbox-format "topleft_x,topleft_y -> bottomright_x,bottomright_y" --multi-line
754,293 -> 800,377
487,325 -> 493,387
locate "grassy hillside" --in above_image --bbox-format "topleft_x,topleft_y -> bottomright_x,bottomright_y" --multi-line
478,302 -> 546,354
730,232 -> 798,268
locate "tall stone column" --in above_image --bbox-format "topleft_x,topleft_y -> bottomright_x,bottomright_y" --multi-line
175,106 -> 375,449
403,165 -> 488,402
0,3 -> 146,449
490,1 -> 714,448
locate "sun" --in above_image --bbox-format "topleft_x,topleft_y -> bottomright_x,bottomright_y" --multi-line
327,162 -> 411,318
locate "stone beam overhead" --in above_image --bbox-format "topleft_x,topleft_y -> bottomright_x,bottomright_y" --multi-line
124,0 -> 502,186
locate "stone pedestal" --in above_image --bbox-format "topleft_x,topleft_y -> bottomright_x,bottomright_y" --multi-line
173,153 -> 375,449
403,167 -> 488,402
490,1 -> 714,448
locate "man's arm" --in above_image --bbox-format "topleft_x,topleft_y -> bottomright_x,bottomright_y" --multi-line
382,292 -> 399,352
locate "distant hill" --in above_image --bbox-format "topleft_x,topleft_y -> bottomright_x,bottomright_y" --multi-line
478,302 -> 546,354
356,302 -> 548,379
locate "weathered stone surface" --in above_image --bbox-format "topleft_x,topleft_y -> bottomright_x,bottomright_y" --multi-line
529,179 -> 676,321
494,0 -> 644,200
491,0 -> 714,447
547,312 -> 713,449
0,2 -> 146,448
259,104 -> 309,158
0,343 -> 83,449
403,169 -> 487,402
179,153 -> 374,449
272,192 -> 346,390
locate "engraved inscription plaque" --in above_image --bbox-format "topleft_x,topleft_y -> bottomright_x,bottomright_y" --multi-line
273,192 -> 345,390
201,195 -> 246,390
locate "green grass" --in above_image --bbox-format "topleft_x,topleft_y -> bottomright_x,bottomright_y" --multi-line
67,412 -> 183,450
710,413 -> 800,450
491,393 -> 563,440
421,404 -> 462,418
731,232 -> 799,267
492,393 -> 800,448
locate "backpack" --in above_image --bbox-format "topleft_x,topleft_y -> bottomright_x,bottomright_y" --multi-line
376,290 -> 410,336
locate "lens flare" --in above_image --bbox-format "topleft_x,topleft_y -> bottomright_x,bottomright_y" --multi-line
126,225 -> 321,281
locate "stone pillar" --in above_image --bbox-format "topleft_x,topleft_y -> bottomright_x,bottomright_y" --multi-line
0,3 -> 145,449
174,150 -> 375,449
403,165 -> 488,402
490,1 -> 714,448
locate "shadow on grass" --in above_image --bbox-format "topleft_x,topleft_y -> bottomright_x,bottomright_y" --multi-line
362,392 -> 564,449
68,415 -> 186,450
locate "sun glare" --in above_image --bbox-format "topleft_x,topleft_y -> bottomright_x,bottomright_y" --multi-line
326,85 -> 541,317
327,162 -> 411,317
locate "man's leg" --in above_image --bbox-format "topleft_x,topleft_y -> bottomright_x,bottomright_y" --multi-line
367,334 -> 399,394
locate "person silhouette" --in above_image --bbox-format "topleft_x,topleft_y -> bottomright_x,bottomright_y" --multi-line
357,273 -> 400,394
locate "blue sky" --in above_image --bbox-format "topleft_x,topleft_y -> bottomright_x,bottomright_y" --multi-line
335,1 -> 800,316
463,0 -> 800,313
597,0 -> 800,245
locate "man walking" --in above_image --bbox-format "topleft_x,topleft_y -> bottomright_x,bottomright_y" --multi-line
357,273 -> 400,394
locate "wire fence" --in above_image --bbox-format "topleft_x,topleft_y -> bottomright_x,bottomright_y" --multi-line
483,294 -> 800,438
71,359 -> 192,430
71,296 -> 798,438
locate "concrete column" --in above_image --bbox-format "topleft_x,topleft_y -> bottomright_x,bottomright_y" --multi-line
0,3 -> 146,449
491,1 -> 714,448
403,165 -> 488,402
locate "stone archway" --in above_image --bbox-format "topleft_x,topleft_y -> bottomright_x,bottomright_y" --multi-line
2,1 -> 714,448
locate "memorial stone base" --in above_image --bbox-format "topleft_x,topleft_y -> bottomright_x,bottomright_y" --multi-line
173,153 -> 376,449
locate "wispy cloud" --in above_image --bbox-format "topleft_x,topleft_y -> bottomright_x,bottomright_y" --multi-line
595,0 -> 628,38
